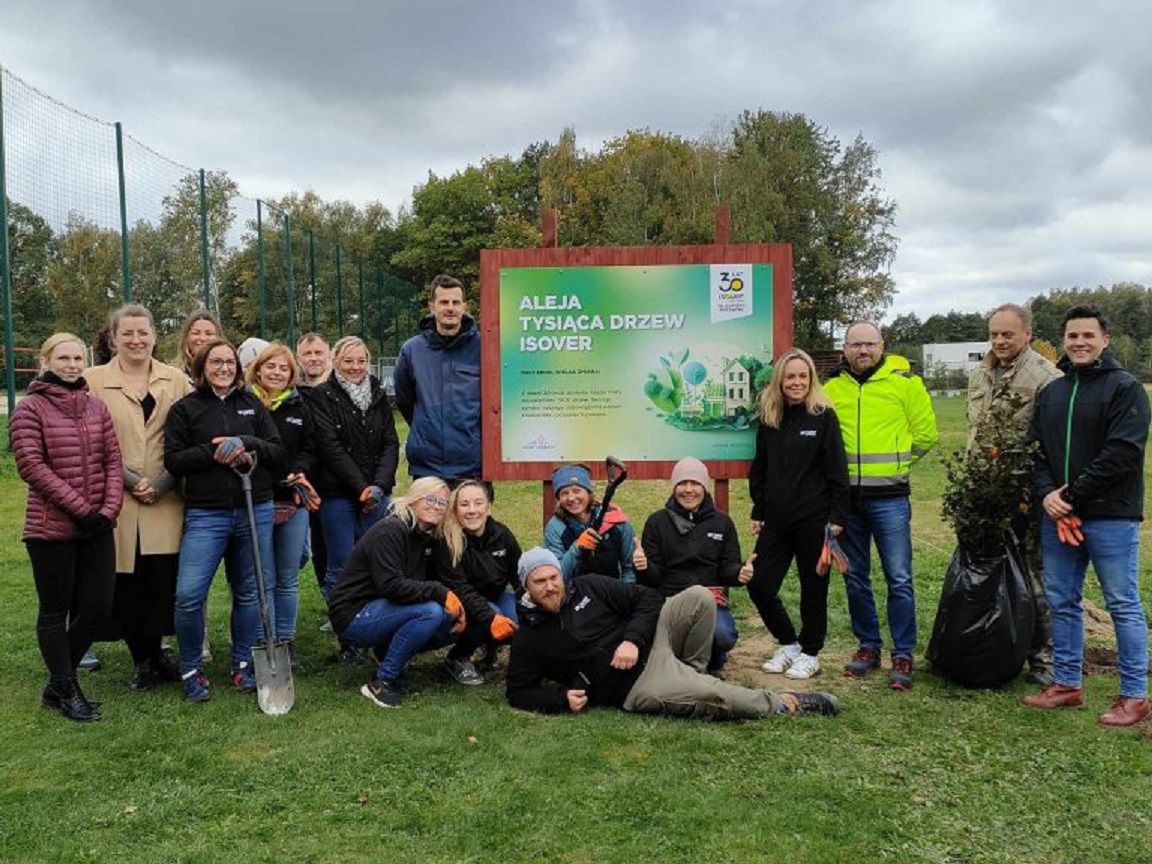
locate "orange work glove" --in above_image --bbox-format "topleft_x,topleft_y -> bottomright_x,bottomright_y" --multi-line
443,590 -> 467,634
489,614 -> 518,642
707,586 -> 729,608
575,528 -> 602,552
1056,515 -> 1084,547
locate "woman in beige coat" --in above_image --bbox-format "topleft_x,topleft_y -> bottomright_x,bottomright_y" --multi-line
87,304 -> 191,690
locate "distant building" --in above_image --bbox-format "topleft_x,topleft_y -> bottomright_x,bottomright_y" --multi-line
922,342 -> 988,375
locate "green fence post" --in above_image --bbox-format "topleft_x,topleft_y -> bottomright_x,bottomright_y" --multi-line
114,121 -> 131,301
375,267 -> 384,355
199,169 -> 210,307
283,212 -> 296,345
308,228 -> 317,332
0,67 -> 17,417
335,253 -> 344,338
358,259 -> 366,338
256,200 -> 266,338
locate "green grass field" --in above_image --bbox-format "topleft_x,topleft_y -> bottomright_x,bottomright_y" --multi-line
2,398 -> 1151,864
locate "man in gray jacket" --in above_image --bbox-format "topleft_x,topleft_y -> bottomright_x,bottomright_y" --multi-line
966,303 -> 1060,684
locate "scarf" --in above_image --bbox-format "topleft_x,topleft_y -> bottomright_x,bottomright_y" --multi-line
335,371 -> 373,413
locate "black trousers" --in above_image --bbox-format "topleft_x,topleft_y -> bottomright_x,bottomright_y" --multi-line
26,534 -> 116,680
746,518 -> 830,656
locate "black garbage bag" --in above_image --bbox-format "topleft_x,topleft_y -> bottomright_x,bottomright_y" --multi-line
926,532 -> 1036,688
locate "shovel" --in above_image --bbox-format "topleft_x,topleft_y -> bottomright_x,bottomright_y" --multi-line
235,458 -> 296,715
591,456 -> 628,533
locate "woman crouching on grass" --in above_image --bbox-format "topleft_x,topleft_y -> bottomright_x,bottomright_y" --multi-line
435,480 -> 521,685
11,333 -> 123,722
544,463 -> 636,582
328,477 -> 470,708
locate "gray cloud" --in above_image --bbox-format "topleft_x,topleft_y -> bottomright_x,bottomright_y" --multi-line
2,0 -> 1151,318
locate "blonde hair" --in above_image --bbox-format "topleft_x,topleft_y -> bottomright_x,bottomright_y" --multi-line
757,348 -> 831,429
442,480 -> 490,566
331,335 -> 371,365
245,342 -> 299,405
388,476 -> 450,531
39,332 -> 85,369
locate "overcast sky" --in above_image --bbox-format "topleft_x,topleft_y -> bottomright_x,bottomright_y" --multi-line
2,0 -> 1149,321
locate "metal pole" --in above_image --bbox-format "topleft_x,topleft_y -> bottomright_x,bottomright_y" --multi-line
114,122 -> 131,300
0,68 -> 17,417
283,213 -> 296,345
335,251 -> 344,338
374,267 -> 383,355
199,169 -> 211,307
358,260 -> 366,337
308,228 -> 317,332
256,200 -> 266,338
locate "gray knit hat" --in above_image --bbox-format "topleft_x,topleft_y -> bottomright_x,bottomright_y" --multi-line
517,546 -> 562,587
671,457 -> 710,488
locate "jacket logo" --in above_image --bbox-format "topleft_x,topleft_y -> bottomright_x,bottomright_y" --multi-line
799,430 -> 816,437
707,532 -> 724,541
492,549 -> 506,557
573,596 -> 591,611
285,416 -> 304,426
236,409 -> 256,416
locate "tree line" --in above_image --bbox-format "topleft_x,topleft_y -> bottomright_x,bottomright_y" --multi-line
4,109 -> 898,359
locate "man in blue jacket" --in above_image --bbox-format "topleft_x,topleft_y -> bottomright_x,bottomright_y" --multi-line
394,274 -> 481,483
1023,304 -> 1150,728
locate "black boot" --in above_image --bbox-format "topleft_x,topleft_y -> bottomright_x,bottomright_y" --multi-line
129,660 -> 156,691
46,677 -> 102,722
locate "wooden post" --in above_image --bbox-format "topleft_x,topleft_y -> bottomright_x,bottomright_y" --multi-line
542,208 -> 558,248
713,205 -> 732,513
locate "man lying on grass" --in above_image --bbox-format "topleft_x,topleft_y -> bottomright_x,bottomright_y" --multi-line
506,547 -> 839,719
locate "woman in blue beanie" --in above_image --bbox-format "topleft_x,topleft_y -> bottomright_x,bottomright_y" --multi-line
544,463 -> 636,583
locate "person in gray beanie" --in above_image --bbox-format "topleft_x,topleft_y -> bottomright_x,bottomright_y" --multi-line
506,547 -> 840,719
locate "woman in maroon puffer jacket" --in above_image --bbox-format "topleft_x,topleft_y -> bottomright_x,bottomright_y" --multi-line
10,333 -> 123,722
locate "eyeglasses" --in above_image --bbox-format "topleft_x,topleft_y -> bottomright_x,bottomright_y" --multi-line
845,341 -> 880,350
422,495 -> 450,508
207,358 -> 237,369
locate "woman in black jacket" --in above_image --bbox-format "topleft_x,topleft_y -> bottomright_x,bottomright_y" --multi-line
328,477 -> 465,708
246,342 -> 319,655
436,479 -> 521,683
311,336 -> 400,609
747,348 -> 850,681
164,339 -> 283,702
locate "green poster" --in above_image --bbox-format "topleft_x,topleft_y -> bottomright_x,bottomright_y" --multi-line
499,264 -> 773,462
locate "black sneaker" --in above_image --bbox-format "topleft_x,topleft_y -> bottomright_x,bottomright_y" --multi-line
445,657 -> 485,686
779,691 -> 841,717
129,661 -> 157,692
888,656 -> 913,691
338,645 -> 366,666
843,647 -> 881,678
361,677 -> 401,708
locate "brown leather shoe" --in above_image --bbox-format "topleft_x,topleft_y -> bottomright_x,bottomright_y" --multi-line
1098,696 -> 1152,728
1022,683 -> 1084,709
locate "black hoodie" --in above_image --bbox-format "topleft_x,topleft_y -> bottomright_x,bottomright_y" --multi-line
1029,348 -> 1149,520
638,493 -> 743,597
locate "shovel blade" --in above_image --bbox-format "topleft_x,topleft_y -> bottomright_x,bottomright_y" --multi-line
251,642 -> 295,716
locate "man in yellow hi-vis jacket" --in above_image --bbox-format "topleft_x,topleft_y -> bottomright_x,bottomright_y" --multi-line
824,321 -> 937,691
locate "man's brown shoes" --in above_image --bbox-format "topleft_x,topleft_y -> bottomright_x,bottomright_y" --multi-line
1022,683 -> 1084,710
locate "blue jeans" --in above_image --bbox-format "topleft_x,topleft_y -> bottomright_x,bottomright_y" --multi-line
491,592 -> 519,621
175,504 -> 274,672
710,606 -> 739,669
1042,518 -> 1148,698
319,496 -> 387,600
271,507 -> 309,642
840,496 -> 916,657
340,599 -> 457,683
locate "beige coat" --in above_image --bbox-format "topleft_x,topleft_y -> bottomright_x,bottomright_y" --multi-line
86,357 -> 192,573
966,345 -> 1060,450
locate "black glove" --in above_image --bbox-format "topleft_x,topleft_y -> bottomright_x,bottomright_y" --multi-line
77,511 -> 113,536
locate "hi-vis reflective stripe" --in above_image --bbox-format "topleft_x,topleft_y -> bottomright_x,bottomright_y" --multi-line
854,450 -> 912,464
857,475 -> 910,488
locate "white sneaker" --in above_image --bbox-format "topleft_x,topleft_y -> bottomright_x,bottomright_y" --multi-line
784,653 -> 821,680
761,644 -> 801,674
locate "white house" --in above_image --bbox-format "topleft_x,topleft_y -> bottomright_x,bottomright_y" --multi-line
922,342 -> 988,374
